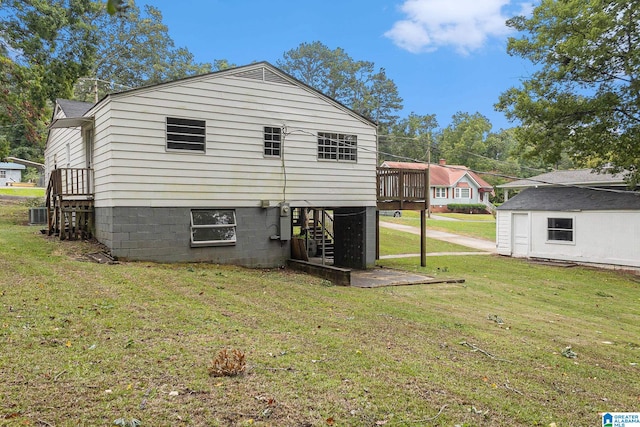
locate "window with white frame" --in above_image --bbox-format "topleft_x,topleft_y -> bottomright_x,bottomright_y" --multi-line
166,117 -> 206,152
264,126 -> 281,157
434,187 -> 446,198
547,217 -> 573,242
318,132 -> 357,162
190,209 -> 237,246
0,170 -> 5,179
454,187 -> 471,198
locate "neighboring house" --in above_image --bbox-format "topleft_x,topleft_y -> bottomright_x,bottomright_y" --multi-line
45,62 -> 378,269
0,162 -> 26,186
380,160 -> 494,213
6,157 -> 46,187
496,169 -> 640,268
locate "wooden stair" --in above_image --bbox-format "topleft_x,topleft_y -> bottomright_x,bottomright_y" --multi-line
46,168 -> 95,240
304,209 -> 334,259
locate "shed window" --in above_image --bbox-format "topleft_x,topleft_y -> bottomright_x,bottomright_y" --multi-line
434,188 -> 446,198
264,126 -> 281,157
318,132 -> 357,162
190,209 -> 236,246
0,171 -> 5,178
167,117 -> 206,152
455,187 -> 471,198
547,217 -> 573,242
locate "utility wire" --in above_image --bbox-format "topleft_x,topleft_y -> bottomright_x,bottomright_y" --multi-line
312,131 -> 637,195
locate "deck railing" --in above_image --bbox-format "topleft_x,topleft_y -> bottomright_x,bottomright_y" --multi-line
45,168 -> 94,240
46,168 -> 93,205
377,167 -> 428,201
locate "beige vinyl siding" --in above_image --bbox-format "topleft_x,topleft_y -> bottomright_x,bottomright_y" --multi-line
91,101 -> 113,201
93,67 -> 377,208
44,109 -> 85,188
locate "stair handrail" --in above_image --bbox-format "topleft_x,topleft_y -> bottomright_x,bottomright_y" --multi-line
321,210 -> 334,242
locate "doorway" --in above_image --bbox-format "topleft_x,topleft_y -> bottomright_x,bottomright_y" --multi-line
512,213 -> 529,257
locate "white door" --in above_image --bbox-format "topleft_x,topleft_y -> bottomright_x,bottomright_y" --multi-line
512,213 -> 529,257
84,128 -> 94,169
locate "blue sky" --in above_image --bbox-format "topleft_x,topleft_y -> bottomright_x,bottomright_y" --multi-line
138,0 -> 535,131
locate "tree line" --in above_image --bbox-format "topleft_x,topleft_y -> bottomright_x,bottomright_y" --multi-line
1,0 -> 637,188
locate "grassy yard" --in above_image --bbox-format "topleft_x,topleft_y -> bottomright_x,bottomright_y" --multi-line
0,187 -> 45,198
378,226 -> 481,255
384,211 -> 497,241
1,201 -> 639,426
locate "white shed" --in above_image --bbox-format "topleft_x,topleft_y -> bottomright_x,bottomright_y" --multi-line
496,170 -> 640,268
45,62 -> 378,269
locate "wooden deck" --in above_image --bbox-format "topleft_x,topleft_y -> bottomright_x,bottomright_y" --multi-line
46,168 -> 94,240
376,167 -> 430,267
377,167 -> 429,210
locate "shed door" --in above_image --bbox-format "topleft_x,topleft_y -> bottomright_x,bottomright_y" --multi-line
512,213 -> 529,257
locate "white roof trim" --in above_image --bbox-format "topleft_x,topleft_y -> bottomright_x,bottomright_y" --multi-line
49,117 -> 94,129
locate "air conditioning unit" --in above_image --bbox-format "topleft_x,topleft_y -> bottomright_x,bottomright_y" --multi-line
29,207 -> 48,225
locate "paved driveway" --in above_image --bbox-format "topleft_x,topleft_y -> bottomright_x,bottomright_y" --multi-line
379,221 -> 497,254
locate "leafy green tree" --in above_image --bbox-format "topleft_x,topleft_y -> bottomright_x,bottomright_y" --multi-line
277,42 -> 403,128
0,135 -> 10,160
496,0 -> 640,185
74,4 -> 213,102
352,68 -> 403,128
212,59 -> 237,71
0,0 -> 100,157
434,113 -> 549,189
379,113 -> 439,163
437,112 -> 494,170
106,0 -> 128,15
1,0 -> 100,103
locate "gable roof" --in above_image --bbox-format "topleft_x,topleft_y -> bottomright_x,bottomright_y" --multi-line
497,168 -> 627,189
82,62 -> 377,129
380,161 -> 493,190
497,186 -> 640,211
49,99 -> 95,130
56,99 -> 94,118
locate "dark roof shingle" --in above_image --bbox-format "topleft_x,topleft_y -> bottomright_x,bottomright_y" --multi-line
497,169 -> 626,189
56,99 -> 95,118
497,186 -> 640,211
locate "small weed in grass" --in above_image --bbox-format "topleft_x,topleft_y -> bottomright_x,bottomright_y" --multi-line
208,348 -> 246,377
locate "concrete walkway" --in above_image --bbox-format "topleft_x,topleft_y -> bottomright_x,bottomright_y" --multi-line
379,221 -> 497,256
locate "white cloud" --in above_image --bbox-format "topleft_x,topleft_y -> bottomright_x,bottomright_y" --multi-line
384,0 -> 531,55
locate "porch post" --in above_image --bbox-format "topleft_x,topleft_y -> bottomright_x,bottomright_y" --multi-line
420,209 -> 427,267
375,209 -> 380,260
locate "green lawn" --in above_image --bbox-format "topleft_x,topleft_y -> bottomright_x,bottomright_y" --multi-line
0,186 -> 45,198
1,202 -> 638,426
378,226 -> 481,255
384,210 -> 497,241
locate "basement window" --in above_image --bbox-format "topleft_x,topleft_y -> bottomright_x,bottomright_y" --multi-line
264,126 -> 281,157
318,132 -> 357,162
547,217 -> 573,242
190,209 -> 237,246
166,117 -> 206,152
